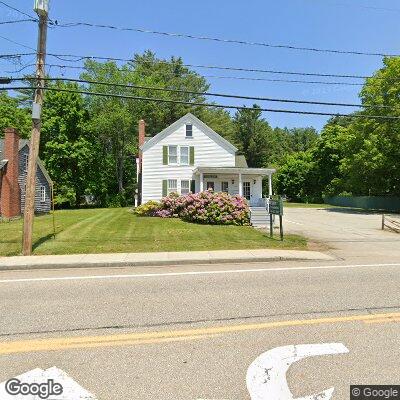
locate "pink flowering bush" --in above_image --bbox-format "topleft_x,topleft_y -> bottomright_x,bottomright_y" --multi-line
137,190 -> 250,226
156,192 -> 185,217
180,191 -> 250,225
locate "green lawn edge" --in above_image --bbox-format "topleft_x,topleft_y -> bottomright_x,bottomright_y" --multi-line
0,208 -> 307,256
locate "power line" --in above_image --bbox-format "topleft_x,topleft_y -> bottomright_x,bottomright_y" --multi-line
27,62 -> 364,87
1,85 -> 398,120
55,21 -> 399,57
0,19 -> 34,25
203,75 -> 363,86
0,1 -> 37,20
1,51 -> 374,80
22,76 -> 386,109
0,53 -> 34,59
307,0 -> 400,13
43,52 -> 372,79
0,35 -> 36,51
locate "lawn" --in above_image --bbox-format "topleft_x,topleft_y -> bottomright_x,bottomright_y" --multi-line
0,208 -> 307,256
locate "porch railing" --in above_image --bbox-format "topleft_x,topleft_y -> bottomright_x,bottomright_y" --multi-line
249,198 -> 267,208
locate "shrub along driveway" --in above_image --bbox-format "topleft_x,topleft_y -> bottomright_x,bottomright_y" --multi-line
0,208 -> 306,256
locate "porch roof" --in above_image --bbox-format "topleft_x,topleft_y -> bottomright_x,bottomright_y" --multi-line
193,166 -> 276,176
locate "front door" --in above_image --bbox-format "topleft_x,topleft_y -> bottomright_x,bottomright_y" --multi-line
243,181 -> 251,200
206,181 -> 215,191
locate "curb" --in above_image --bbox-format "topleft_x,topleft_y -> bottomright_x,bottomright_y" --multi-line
0,252 -> 335,271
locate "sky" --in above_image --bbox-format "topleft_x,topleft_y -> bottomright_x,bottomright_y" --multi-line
1,0 -> 400,131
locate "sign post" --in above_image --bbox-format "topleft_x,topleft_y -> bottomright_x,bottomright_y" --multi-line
267,196 -> 284,241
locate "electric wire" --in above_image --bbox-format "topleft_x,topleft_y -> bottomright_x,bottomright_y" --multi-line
54,21 -> 400,57
1,85 -> 398,120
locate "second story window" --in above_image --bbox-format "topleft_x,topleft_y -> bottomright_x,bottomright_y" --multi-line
186,124 -> 193,138
180,146 -> 189,165
168,145 -> 178,164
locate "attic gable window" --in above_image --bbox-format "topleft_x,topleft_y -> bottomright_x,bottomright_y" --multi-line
185,124 -> 193,138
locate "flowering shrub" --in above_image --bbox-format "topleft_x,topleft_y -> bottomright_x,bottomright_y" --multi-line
136,190 -> 250,226
157,192 -> 185,217
134,200 -> 161,217
180,191 -> 250,225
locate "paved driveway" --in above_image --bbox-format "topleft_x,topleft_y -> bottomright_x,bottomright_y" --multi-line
284,207 -> 400,262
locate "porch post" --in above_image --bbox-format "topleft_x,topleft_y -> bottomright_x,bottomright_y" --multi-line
238,172 -> 243,196
200,172 -> 204,192
268,173 -> 273,196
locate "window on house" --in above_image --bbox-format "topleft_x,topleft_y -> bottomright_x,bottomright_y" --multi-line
186,124 -> 193,138
40,185 -> 46,202
243,181 -> 251,200
221,181 -> 229,193
181,180 -> 190,195
168,179 -> 177,194
168,145 -> 178,164
24,154 -> 29,172
180,146 -> 189,165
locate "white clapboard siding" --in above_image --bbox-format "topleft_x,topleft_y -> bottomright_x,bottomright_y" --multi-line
142,121 -> 235,202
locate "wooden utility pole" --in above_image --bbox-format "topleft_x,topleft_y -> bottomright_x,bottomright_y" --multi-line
22,3 -> 49,256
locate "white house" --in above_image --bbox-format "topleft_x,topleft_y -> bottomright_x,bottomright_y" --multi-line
138,114 -> 275,219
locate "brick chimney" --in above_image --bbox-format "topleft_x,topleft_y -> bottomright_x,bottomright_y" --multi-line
139,119 -> 146,169
0,128 -> 21,218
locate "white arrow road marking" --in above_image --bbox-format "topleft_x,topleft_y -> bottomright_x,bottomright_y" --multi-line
0,367 -> 97,399
246,343 -> 349,400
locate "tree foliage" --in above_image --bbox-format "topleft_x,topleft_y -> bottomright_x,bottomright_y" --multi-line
232,105 -> 272,167
0,92 -> 31,138
8,50 -> 399,207
40,81 -> 95,206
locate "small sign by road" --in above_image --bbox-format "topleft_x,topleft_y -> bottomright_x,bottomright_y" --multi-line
268,196 -> 284,240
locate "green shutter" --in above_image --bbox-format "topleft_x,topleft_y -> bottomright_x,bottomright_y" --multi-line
190,180 -> 195,193
163,146 -> 168,165
162,180 -> 168,197
189,146 -> 195,165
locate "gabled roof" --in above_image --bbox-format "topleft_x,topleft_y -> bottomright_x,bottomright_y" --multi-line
0,139 -> 53,185
0,139 -> 30,156
140,113 -> 238,153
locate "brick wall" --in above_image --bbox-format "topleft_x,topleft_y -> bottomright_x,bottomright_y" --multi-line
0,128 -> 21,218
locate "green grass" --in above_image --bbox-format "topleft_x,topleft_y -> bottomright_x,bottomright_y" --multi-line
0,208 -> 307,256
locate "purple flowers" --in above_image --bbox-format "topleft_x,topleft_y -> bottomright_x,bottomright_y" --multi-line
136,190 -> 250,226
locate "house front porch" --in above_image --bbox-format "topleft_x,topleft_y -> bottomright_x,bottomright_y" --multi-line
193,166 -> 276,207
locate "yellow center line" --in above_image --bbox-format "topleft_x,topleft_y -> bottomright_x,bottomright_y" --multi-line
364,317 -> 400,324
1,312 -> 399,355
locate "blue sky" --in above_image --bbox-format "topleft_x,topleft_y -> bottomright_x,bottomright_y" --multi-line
1,0 -> 399,130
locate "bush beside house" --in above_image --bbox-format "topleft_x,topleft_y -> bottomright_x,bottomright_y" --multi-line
135,191 -> 250,226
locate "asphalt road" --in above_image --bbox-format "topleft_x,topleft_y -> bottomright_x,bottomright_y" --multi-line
1,208 -> 399,399
0,260 -> 399,399
283,207 -> 400,262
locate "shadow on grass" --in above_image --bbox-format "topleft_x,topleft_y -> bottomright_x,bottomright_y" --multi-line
32,233 -> 55,252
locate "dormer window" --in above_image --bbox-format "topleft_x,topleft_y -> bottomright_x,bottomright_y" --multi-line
186,124 -> 193,138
